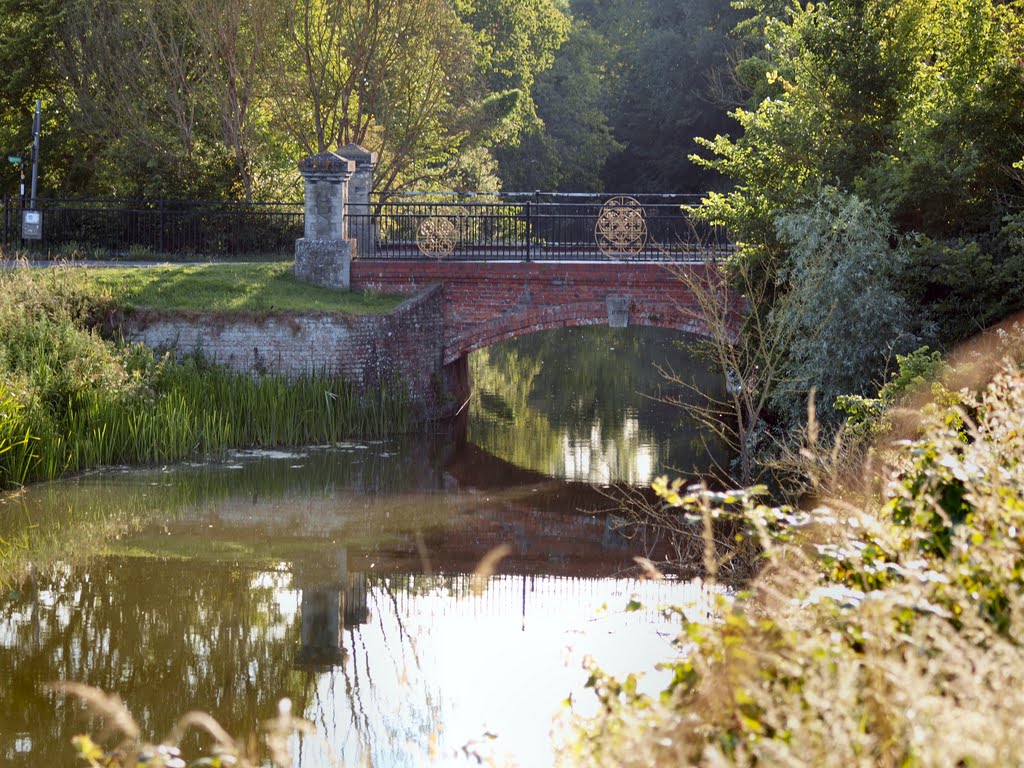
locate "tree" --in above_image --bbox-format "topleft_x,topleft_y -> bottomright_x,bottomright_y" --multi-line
665,259 -> 793,487
457,0 -> 570,144
584,0 -> 745,192
277,0 -> 569,194
62,0 -> 237,197
0,0 -> 89,195
692,0 -> 1024,434
769,188 -> 917,426
185,0 -> 290,200
279,0 -> 476,193
494,20 -> 619,191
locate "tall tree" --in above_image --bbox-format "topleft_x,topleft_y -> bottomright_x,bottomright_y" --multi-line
495,20 -> 619,191
457,0 -> 570,143
0,0 -> 87,195
693,0 -> 1024,424
278,0 -> 479,192
185,0 -> 289,200
62,0 -> 234,197
599,0 -> 746,192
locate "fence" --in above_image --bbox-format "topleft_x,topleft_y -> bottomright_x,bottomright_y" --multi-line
1,192 -> 730,261
350,192 -> 730,261
0,196 -> 304,257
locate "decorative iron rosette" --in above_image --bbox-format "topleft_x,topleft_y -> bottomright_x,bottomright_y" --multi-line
416,215 -> 459,259
595,196 -> 647,258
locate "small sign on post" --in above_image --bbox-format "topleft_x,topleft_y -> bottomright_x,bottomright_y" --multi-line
21,209 -> 42,240
7,156 -> 21,165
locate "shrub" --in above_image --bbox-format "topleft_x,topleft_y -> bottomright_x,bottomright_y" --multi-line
565,363 -> 1024,767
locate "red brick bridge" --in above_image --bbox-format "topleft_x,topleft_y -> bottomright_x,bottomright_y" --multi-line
347,259 -> 746,414
122,258 -> 745,421
351,260 -> 745,366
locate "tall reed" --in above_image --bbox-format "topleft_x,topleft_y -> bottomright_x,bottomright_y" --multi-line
0,265 -> 415,492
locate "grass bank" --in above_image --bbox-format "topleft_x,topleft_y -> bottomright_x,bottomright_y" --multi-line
0,264 -> 412,492
565,328 -> 1024,767
45,261 -> 403,314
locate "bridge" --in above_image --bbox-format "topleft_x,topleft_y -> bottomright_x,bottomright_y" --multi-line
351,259 -> 741,367
104,148 -> 748,419
284,147 -> 748,415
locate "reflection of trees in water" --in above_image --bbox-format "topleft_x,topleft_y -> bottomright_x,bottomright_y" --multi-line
469,326 -> 728,481
0,560 -> 311,767
0,554 -> 461,767
0,439 -> 459,591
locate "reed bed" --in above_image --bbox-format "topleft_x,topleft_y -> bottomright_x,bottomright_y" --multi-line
0,264 -> 413,492
2,363 -> 413,490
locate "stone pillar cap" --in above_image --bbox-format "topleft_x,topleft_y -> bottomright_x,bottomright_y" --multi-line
336,143 -> 378,165
298,151 -> 356,177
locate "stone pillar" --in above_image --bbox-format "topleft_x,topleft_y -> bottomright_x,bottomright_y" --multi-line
293,549 -> 348,670
295,150 -> 356,289
336,143 -> 378,259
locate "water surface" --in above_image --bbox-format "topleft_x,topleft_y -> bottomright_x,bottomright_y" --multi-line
0,326 -> 724,766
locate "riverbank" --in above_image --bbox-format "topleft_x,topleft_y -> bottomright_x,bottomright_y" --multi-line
564,329 -> 1024,767
0,264 -> 413,492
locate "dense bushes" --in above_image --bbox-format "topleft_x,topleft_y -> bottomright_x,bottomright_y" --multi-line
693,0 -> 1024,439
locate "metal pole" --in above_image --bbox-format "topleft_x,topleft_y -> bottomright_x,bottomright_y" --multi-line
525,200 -> 532,262
158,198 -> 165,253
30,99 -> 41,208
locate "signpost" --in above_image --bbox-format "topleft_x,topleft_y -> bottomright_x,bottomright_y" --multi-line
7,155 -> 25,201
29,100 -> 40,208
19,100 -> 43,241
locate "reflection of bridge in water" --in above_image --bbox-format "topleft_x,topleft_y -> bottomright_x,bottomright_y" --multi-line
128,436 -> 686,672
160,436 -> 664,579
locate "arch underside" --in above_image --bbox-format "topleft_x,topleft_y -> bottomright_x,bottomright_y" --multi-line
443,302 -> 721,364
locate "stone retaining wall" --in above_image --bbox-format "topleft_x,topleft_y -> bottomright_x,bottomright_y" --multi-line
122,285 -> 449,418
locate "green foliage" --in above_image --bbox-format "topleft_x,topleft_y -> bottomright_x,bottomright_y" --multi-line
0,0 -> 773,196
495,20 -> 620,190
460,0 -> 570,142
694,0 -> 1024,365
899,234 -> 1024,344
597,0 -> 746,192
0,0 -> 572,198
835,346 -> 944,440
769,188 -> 917,426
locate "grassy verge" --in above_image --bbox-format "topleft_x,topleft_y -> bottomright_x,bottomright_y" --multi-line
565,334 -> 1024,766
0,265 -> 412,493
55,261 -> 403,314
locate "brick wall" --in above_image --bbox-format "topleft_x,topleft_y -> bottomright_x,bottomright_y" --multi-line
352,260 -> 742,362
122,284 -> 449,417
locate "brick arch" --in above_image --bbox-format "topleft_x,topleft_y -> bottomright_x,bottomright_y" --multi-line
443,299 -> 716,364
351,258 -> 745,365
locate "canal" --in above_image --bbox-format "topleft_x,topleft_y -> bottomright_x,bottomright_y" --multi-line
0,326 -> 726,767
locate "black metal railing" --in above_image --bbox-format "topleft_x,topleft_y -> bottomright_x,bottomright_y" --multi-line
1,196 -> 303,257
0,192 -> 730,261
353,193 -> 730,261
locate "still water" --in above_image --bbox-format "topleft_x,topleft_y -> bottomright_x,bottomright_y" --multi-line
0,327 -> 725,767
